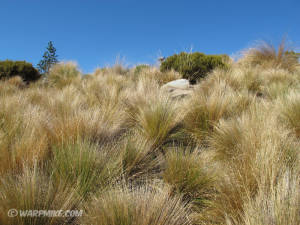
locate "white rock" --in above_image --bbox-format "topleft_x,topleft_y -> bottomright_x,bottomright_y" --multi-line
162,79 -> 193,99
162,79 -> 190,89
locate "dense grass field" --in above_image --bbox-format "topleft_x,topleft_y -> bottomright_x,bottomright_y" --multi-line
0,44 -> 299,225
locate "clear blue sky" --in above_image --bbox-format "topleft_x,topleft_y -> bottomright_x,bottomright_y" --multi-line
1,0 -> 299,73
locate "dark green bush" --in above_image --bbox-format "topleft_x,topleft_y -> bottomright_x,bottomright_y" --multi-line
0,60 -> 40,82
160,52 -> 228,84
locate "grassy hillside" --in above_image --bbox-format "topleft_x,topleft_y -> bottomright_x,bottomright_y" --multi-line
0,44 -> 299,225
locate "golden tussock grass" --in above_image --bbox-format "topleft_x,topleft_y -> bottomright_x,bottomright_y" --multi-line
81,183 -> 192,225
0,48 -> 299,225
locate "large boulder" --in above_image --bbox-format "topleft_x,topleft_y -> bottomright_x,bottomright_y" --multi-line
162,79 -> 193,99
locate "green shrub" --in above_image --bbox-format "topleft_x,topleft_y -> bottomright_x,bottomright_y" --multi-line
0,60 -> 40,82
160,52 -> 228,84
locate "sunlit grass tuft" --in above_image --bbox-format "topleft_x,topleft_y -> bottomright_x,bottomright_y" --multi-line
0,165 -> 82,225
280,90 -> 300,137
125,93 -> 186,150
47,62 -> 82,88
81,184 -> 192,225
163,148 -> 215,209
50,139 -> 122,197
240,40 -> 299,72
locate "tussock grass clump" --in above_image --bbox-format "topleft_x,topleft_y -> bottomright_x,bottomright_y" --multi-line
81,184 -> 191,225
42,85 -> 126,145
201,105 -> 300,224
0,166 -> 82,225
6,76 -> 26,88
121,135 -> 164,181
183,90 -> 229,144
95,57 -> 130,76
183,83 -> 253,145
240,40 -> 299,72
50,139 -> 122,197
0,96 -> 48,175
125,94 -> 185,150
280,91 -> 300,137
210,104 -> 298,172
163,148 -> 214,208
47,62 -> 81,87
133,64 -> 150,75
243,171 -> 300,225
202,62 -> 300,101
134,66 -> 181,85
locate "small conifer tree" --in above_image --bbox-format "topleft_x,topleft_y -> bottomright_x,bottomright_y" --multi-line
37,41 -> 58,74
